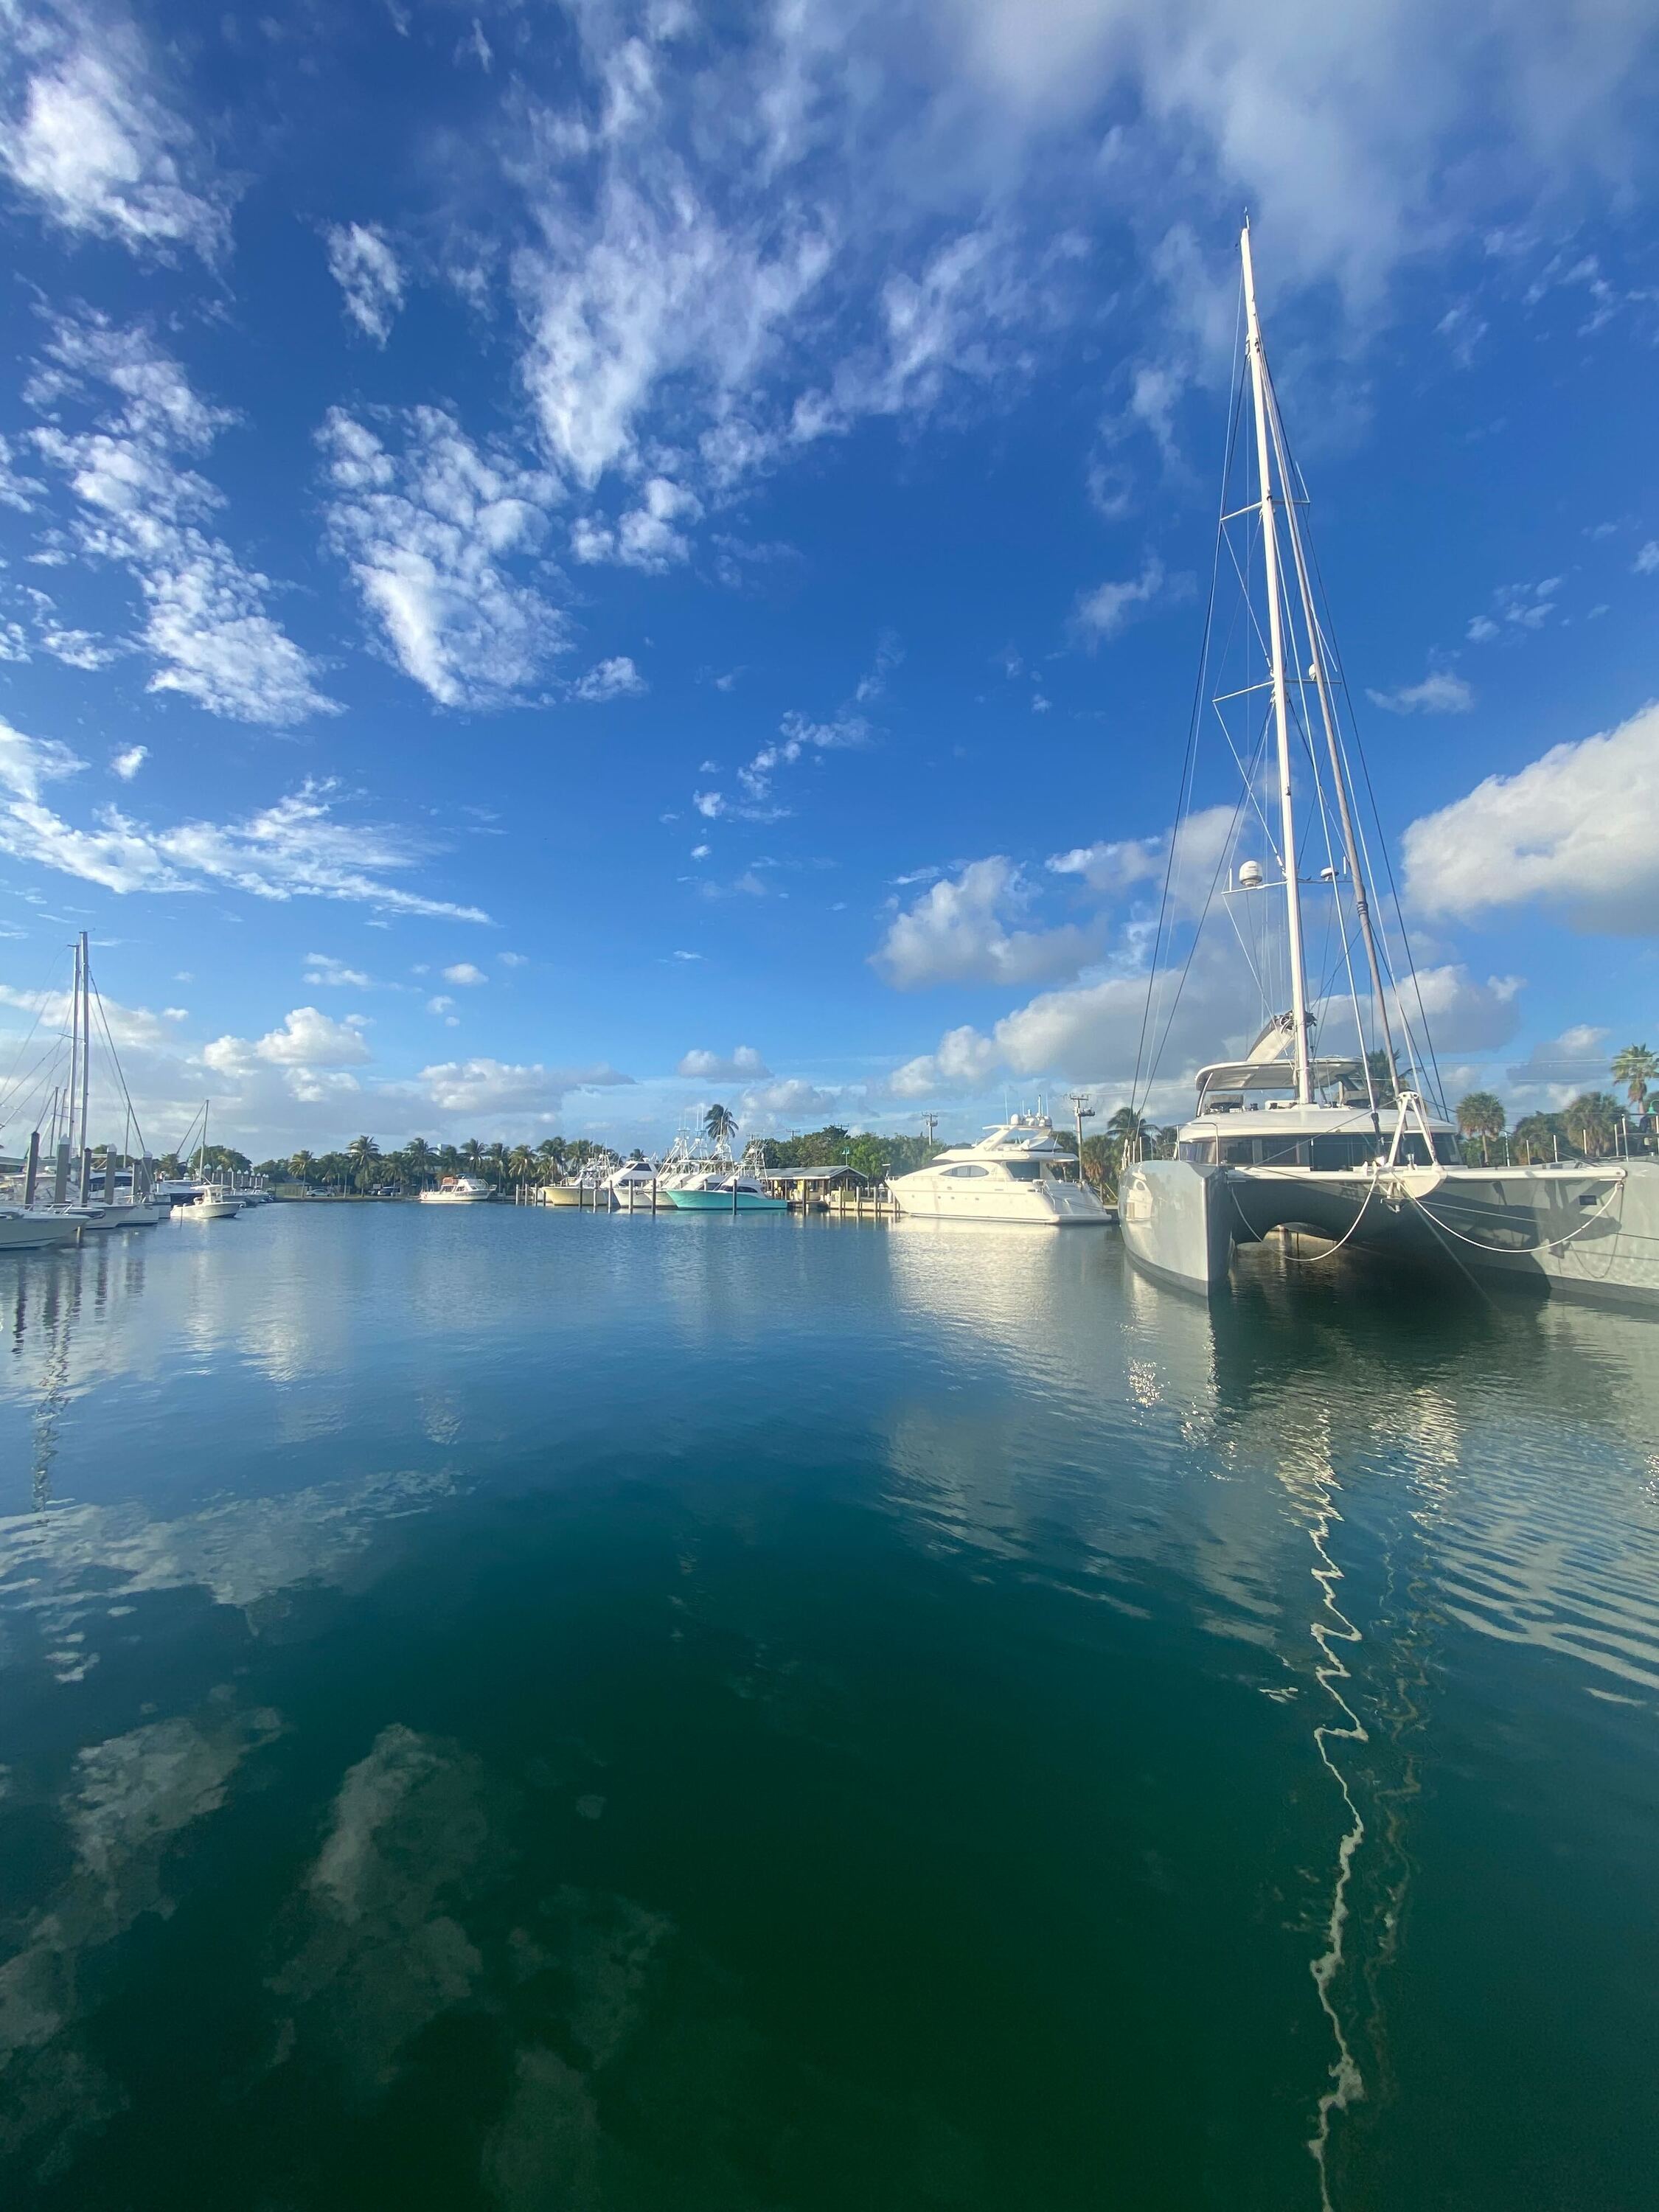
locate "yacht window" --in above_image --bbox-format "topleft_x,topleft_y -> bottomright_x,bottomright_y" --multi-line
1004,1160 -> 1043,1181
1433,1134 -> 1464,1166
1393,1135 -> 1434,1167
1310,1135 -> 1381,1171
1177,1137 -> 1216,1165
946,1164 -> 990,1178
1258,1135 -> 1310,1168
1220,1137 -> 1257,1166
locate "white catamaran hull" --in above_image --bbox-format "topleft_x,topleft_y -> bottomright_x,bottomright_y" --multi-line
1120,1158 -> 1659,1306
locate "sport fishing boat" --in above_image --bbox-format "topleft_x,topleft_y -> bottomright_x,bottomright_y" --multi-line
889,1114 -> 1113,1226
667,1140 -> 787,1211
1119,225 -> 1648,1304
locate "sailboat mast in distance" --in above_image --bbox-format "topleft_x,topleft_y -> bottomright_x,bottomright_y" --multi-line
1239,220 -> 1313,1108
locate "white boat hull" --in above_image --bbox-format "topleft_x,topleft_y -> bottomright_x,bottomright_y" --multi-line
888,1176 -> 1113,1227
0,1211 -> 80,1251
419,1189 -> 493,1204
1120,1157 -> 1659,1306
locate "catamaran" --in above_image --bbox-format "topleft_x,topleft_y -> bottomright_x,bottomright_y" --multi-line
1119,225 -> 1655,1304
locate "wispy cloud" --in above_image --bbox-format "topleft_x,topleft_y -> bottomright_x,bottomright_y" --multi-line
1366,670 -> 1475,714
324,223 -> 406,344
0,7 -> 229,260
573,654 -> 646,702
320,406 -> 564,709
30,315 -> 334,723
0,720 -> 489,920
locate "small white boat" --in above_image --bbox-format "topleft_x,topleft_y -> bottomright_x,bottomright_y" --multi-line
420,1175 -> 493,1205
889,1114 -> 1113,1226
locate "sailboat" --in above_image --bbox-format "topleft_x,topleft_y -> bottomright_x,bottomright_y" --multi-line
10,932 -> 162,1234
1119,226 -> 1658,1306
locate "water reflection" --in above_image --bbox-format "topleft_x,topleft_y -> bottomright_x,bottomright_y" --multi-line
3,1213 -> 1659,2209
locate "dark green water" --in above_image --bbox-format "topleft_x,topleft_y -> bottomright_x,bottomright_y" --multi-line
2,1206 -> 1657,2211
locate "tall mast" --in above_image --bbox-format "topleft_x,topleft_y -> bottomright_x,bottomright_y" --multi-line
66,938 -> 81,1153
1240,222 -> 1312,1107
77,930 -> 91,1160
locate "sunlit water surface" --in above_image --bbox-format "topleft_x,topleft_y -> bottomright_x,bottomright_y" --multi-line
3,1206 -> 1658,2210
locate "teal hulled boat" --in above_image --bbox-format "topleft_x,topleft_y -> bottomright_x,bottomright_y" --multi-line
665,1176 -> 787,1212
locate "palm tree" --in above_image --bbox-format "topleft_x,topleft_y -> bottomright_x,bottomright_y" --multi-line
1455,1091 -> 1506,1164
507,1145 -> 534,1186
485,1140 -> 507,1187
1364,1048 -> 1398,1106
404,1136 -> 434,1189
288,1150 -> 315,1184
460,1138 -> 484,1173
1512,1111 -> 1563,1164
1612,1044 -> 1658,1121
704,1102 -> 738,1147
1564,1091 -> 1622,1159
347,1134 -> 380,1192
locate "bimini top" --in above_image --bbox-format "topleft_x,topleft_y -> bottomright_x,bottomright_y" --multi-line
1195,1057 -> 1366,1106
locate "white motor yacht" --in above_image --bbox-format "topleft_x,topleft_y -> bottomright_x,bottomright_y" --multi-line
889,1116 -> 1114,1226
420,1175 -> 493,1204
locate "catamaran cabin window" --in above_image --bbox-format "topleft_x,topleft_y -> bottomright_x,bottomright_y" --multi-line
1176,1137 -> 1216,1164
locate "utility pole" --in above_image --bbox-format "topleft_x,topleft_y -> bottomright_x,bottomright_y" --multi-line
1068,1092 -> 1095,1186
921,1113 -> 938,1150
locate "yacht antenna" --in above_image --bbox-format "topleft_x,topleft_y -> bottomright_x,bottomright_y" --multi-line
1240,223 -> 1313,1108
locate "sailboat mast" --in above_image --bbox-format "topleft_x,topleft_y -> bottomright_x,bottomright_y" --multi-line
66,937 -> 81,1154
1240,222 -> 1313,1107
77,930 -> 91,1161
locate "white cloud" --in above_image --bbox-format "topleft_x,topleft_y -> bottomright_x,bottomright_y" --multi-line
1465,577 -> 1560,644
573,654 -> 647,701
873,856 -> 1099,990
303,954 -> 371,988
1635,542 -> 1659,575
441,962 -> 487,986
1402,698 -> 1659,933
110,744 -> 147,780
677,1046 -> 770,1081
0,433 -> 46,511
1047,804 -> 1235,914
250,1006 -> 372,1068
1366,670 -> 1475,714
739,1076 -> 843,1123
29,316 -> 333,724
0,12 -> 228,260
498,951 -> 528,968
0,726 -> 488,920
417,1057 -> 633,1119
736,708 -> 869,809
888,1023 -> 1003,1099
319,406 -> 564,709
1074,554 -> 1170,641
1389,965 -> 1523,1054
324,223 -> 406,344
426,995 -> 456,1015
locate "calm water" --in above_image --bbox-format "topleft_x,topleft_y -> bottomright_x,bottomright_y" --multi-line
2,1205 -> 1658,2211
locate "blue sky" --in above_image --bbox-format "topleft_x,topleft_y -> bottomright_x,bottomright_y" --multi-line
1,0 -> 1657,1158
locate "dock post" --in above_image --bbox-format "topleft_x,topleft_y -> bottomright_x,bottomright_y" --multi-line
24,1130 -> 40,1207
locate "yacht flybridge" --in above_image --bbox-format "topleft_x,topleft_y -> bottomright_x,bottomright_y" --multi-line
889,1114 -> 1113,1227
1119,225 -> 1657,1305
